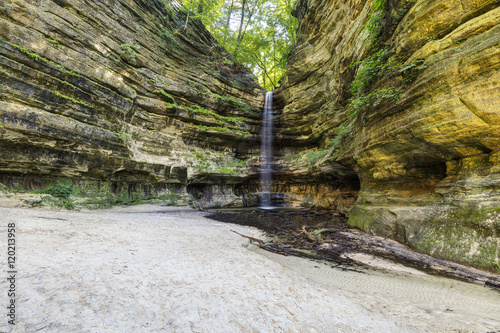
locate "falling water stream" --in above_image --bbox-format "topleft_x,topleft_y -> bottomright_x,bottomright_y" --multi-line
260,91 -> 274,208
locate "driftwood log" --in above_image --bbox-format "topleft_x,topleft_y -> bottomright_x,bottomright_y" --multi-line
231,230 -> 290,256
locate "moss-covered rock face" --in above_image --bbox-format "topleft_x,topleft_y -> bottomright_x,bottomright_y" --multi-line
411,206 -> 500,272
278,0 -> 500,271
0,0 -> 264,207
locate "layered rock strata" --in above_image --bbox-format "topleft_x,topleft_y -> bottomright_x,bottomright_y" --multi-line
0,0 -> 264,206
278,0 -> 500,271
1,0 -> 499,272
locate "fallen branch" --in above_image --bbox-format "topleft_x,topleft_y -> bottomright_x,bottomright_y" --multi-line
231,230 -> 289,256
301,226 -> 336,243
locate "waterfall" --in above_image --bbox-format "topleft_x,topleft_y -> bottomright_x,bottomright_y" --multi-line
260,91 -> 274,208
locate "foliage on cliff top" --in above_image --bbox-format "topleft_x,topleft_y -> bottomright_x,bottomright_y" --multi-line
177,0 -> 298,90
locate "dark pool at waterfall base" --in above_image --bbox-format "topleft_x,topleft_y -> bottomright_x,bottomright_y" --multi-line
205,207 -> 500,290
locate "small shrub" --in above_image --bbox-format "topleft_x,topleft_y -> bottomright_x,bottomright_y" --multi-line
43,185 -> 72,199
347,47 -> 422,118
62,198 -> 75,209
349,48 -> 395,96
303,149 -> 330,166
372,87 -> 403,106
223,58 -> 234,66
165,102 -> 178,109
228,158 -> 246,168
186,104 -> 244,124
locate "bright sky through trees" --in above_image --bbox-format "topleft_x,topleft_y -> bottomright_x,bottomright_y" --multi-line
179,0 -> 298,90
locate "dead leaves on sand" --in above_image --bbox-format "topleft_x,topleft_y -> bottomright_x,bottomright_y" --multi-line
231,226 -> 336,257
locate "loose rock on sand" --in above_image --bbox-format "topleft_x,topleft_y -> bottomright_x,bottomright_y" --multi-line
1,206 -> 499,332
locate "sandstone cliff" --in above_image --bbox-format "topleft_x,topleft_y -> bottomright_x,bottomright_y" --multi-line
278,0 -> 500,271
1,0 -> 499,272
0,0 -> 264,207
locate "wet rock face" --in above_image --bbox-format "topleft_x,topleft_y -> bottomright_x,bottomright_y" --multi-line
0,0 -> 264,201
278,0 -> 500,271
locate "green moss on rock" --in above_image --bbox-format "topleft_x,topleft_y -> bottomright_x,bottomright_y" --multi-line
411,206 -> 500,272
54,91 -> 94,108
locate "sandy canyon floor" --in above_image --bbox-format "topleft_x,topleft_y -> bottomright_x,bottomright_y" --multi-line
1,205 -> 499,332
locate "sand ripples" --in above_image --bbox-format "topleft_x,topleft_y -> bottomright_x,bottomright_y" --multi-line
254,247 -> 500,332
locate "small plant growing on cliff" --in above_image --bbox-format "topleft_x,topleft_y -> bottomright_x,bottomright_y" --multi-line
120,44 -> 138,65
212,93 -> 251,113
190,152 -> 246,175
194,124 -> 250,135
345,0 -> 426,119
43,185 -> 72,199
42,184 -> 74,209
158,27 -> 180,49
329,125 -> 352,152
157,89 -> 177,105
348,46 -> 426,119
223,58 -> 235,67
365,0 -> 388,43
303,149 -> 330,166
165,102 -> 178,109
349,48 -> 395,95
117,130 -> 132,140
301,125 -> 352,167
185,104 -> 244,124
348,48 -> 402,117
398,59 -> 427,84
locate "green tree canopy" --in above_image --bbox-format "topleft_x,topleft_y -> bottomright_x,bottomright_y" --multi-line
178,0 -> 298,90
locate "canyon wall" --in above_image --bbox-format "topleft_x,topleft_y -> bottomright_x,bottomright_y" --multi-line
1,0 -> 499,271
0,0 -> 264,207
278,0 -> 500,271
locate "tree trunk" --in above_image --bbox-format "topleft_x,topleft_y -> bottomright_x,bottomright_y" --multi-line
237,0 -> 247,43
183,0 -> 194,31
223,0 -> 234,42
